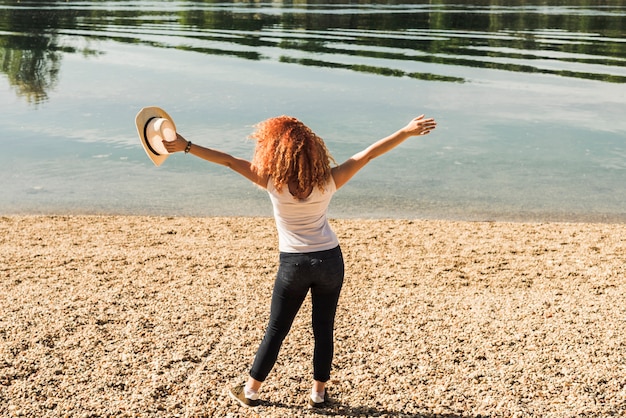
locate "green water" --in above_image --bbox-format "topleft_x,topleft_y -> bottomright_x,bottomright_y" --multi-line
1,1 -> 625,221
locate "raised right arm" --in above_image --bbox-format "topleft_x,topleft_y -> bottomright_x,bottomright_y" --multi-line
331,115 -> 436,190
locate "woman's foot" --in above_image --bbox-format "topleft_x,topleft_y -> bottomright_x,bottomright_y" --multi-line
229,383 -> 260,408
308,389 -> 329,408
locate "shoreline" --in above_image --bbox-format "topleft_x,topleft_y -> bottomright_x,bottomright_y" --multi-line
3,209 -> 626,225
1,215 -> 625,417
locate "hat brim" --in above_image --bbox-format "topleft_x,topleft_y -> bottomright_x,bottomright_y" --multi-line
135,106 -> 177,167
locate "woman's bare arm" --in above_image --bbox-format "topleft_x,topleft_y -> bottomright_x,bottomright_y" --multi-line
163,133 -> 268,188
332,115 -> 436,189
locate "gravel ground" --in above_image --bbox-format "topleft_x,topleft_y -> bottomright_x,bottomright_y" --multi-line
1,215 -> 625,417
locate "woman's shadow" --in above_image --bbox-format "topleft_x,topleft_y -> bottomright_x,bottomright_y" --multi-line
262,399 -> 472,417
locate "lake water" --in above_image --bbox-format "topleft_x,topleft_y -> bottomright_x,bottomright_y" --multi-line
1,0 -> 625,222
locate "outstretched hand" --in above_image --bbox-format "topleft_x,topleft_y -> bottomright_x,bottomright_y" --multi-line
163,133 -> 189,153
403,114 -> 437,137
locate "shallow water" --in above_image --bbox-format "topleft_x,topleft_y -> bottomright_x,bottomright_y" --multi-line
1,1 -> 625,221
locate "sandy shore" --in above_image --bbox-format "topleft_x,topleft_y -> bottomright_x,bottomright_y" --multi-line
1,215 -> 625,417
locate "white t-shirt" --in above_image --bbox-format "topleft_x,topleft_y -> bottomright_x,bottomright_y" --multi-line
267,177 -> 339,253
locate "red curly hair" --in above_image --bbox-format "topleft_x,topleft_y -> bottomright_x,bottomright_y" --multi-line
250,116 -> 336,196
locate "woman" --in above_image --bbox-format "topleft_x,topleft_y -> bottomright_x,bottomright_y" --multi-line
163,114 -> 437,408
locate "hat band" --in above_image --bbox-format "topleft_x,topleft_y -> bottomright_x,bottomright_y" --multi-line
143,116 -> 161,156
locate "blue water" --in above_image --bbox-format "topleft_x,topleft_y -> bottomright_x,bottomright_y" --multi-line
1,1 -> 625,222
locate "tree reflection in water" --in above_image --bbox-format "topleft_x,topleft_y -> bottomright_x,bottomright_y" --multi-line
1,0 -> 625,104
0,7 -> 69,104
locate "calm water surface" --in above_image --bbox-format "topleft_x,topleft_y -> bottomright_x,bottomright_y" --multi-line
1,1 -> 625,221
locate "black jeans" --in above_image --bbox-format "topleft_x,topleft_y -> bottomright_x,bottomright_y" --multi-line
250,245 -> 344,383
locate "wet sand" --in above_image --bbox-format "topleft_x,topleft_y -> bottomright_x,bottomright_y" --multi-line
1,215 -> 625,417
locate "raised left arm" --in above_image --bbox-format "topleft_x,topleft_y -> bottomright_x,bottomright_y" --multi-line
163,133 -> 268,188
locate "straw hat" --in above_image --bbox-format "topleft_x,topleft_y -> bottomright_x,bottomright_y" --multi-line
135,106 -> 177,166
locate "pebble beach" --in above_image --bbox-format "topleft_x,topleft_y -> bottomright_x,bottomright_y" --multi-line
1,215 -> 625,417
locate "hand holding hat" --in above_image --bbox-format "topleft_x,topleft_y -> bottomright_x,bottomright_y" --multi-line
162,132 -> 190,154
135,106 -> 178,166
